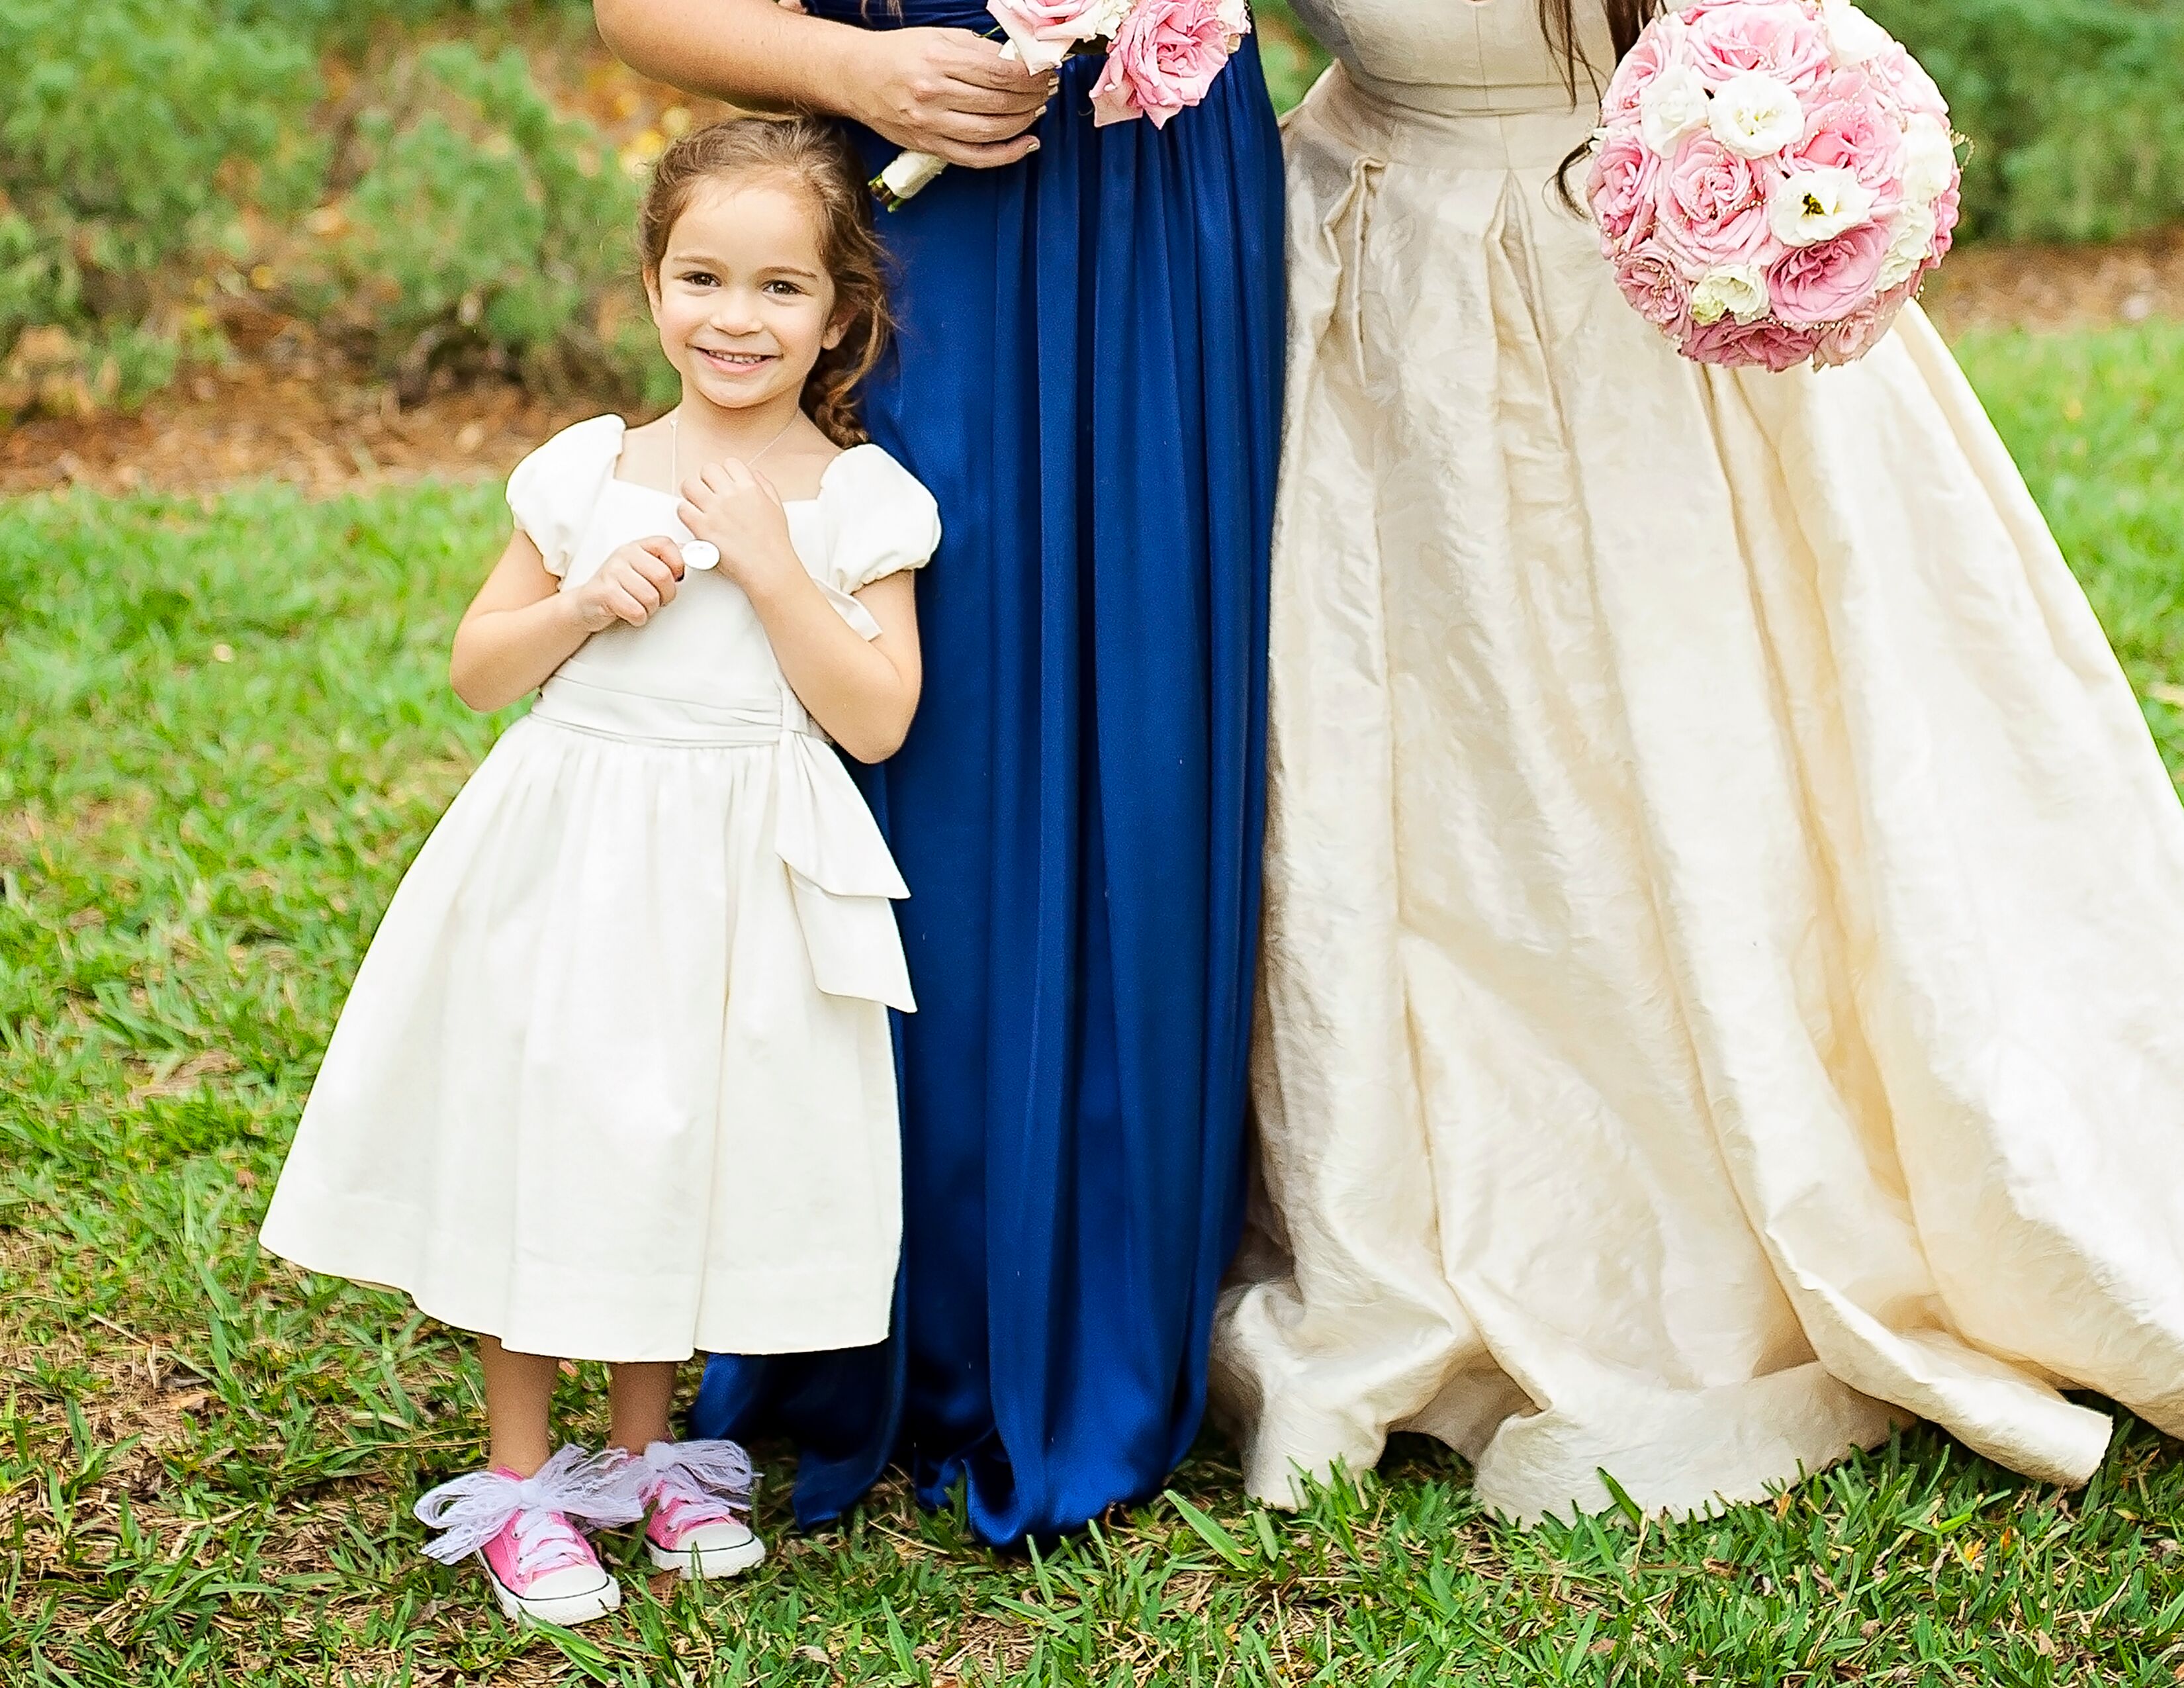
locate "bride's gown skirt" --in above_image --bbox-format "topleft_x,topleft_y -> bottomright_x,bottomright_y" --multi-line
1212,0 -> 2184,1524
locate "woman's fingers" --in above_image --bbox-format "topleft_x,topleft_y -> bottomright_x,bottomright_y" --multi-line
858,28 -> 1053,165
926,104 -> 1048,146
639,536 -> 686,578
931,34 -> 1050,97
923,132 -> 1044,169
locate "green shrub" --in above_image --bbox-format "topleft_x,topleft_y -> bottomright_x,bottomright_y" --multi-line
299,42 -> 664,402
0,0 -> 323,413
1866,0 -> 2184,242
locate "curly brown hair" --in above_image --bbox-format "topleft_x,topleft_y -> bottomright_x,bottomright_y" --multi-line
638,117 -> 895,449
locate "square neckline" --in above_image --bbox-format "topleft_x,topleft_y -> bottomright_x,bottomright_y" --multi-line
604,414 -> 866,510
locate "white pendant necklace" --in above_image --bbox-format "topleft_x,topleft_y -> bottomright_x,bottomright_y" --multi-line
669,407 -> 798,571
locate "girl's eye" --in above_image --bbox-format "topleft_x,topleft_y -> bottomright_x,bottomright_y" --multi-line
681,270 -> 718,288
764,280 -> 805,297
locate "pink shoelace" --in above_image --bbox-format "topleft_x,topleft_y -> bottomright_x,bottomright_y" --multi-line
498,1506 -> 597,1580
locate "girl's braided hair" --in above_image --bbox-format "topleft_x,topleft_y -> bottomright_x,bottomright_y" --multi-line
639,117 -> 894,449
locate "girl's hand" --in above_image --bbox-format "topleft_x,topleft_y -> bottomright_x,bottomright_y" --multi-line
679,460 -> 800,592
570,538 -> 687,632
845,27 -> 1054,168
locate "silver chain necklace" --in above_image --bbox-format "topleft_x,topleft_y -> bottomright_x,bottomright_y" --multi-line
669,407 -> 798,571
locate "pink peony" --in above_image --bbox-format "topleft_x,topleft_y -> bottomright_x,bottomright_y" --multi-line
1686,0 -> 1833,94
1588,129 -> 1661,247
987,0 -> 1124,73
1601,15 -> 1690,126
1089,0 -> 1238,128
1765,217 -> 1889,325
1680,312 -> 1819,371
1796,73 -> 1906,202
1614,242 -> 1695,334
1651,132 -> 1776,276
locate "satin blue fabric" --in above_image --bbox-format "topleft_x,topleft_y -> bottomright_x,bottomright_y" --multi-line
689,2 -> 1284,1546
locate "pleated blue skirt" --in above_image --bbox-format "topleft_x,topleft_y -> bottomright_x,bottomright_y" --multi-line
690,5 -> 1285,1546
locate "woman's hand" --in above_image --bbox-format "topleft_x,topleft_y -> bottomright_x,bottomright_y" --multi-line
843,26 -> 1056,167
680,460 -> 801,592
593,0 -> 1052,171
570,538 -> 688,632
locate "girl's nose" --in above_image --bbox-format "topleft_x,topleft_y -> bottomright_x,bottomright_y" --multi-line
709,290 -> 766,334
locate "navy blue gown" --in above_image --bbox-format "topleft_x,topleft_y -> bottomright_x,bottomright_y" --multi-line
690,4 -> 1284,1546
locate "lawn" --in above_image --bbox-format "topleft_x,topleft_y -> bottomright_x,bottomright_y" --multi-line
5,320 -> 2184,1686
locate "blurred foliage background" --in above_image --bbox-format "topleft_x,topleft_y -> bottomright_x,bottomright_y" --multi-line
0,0 -> 2179,421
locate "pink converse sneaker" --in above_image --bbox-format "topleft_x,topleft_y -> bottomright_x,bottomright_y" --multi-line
624,1439 -> 766,1580
415,1446 -> 642,1625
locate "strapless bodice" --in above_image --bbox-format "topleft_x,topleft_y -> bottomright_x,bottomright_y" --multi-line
1287,0 -> 1616,117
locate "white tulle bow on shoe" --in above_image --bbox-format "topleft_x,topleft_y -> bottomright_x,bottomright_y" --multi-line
625,1437 -> 755,1513
413,1445 -> 643,1564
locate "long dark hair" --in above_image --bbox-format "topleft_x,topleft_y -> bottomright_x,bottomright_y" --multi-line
1549,0 -> 1662,205
1543,0 -> 1661,91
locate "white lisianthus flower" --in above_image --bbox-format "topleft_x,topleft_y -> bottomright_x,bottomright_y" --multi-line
1821,0 -> 1891,67
1639,64 -> 1711,157
1768,165 -> 1878,246
1874,205 -> 1937,291
1899,117 -> 1957,207
1707,72 -> 1805,160
1214,0 -> 1251,42
1689,263 -> 1771,325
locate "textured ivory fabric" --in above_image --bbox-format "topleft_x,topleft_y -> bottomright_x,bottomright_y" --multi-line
1210,0 -> 2184,1525
261,420 -> 938,1362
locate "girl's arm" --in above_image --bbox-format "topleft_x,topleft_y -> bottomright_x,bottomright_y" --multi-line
592,0 -> 1052,169
752,567 -> 921,765
449,532 -> 687,714
679,462 -> 921,763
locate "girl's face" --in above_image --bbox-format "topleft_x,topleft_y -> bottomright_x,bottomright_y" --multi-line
647,177 -> 843,414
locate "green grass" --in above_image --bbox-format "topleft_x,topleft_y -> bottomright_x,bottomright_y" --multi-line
4,321 -> 2183,1685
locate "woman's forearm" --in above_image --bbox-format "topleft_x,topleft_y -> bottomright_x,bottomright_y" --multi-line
595,0 -> 869,116
595,0 -> 1051,167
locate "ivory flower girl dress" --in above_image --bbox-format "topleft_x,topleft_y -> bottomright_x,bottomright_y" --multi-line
1212,0 -> 2184,1523
262,415 -> 938,1364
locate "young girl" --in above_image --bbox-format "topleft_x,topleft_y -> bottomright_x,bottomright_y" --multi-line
259,117 -> 938,1625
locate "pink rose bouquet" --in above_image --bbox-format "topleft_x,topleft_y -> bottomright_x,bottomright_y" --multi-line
1584,0 -> 1961,370
873,0 -> 1252,207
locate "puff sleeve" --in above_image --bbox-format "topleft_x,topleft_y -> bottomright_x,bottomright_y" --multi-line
506,414 -> 623,577
821,445 -> 943,598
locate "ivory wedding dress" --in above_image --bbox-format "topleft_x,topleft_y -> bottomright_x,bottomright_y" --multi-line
1211,0 -> 2184,1523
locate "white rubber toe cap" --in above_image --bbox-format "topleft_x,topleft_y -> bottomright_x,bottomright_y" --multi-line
648,1522 -> 766,1581
487,1559 -> 621,1626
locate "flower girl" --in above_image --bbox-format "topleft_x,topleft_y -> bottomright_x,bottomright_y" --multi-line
260,117 -> 938,1625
